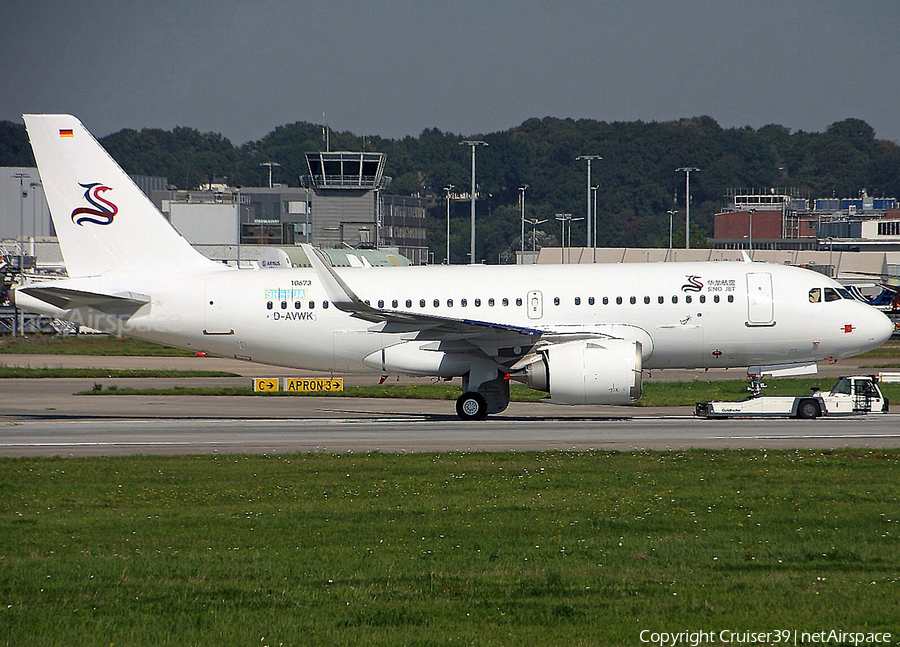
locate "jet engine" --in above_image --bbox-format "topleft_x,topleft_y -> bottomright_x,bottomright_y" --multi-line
514,338 -> 643,405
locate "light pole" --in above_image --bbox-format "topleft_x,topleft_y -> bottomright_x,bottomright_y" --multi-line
30,182 -> 41,239
591,185 -> 599,263
577,155 -> 601,250
828,237 -> 834,276
13,172 -> 29,271
748,208 -> 756,253
555,213 -> 572,263
460,140 -> 487,263
444,184 -> 454,264
237,189 -> 242,263
667,210 -> 677,253
373,187 -> 382,249
525,218 -> 546,255
13,172 -> 29,337
519,185 -> 528,257
569,217 -> 584,261
676,167 -> 699,249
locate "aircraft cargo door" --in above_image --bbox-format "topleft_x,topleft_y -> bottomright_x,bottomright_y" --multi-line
746,272 -> 774,326
527,290 -> 543,320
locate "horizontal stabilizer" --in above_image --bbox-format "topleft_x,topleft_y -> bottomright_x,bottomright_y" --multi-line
18,285 -> 150,312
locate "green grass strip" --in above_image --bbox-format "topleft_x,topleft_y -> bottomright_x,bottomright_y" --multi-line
0,367 -> 239,379
1,450 -> 897,645
0,335 -> 194,356
856,339 -> 900,358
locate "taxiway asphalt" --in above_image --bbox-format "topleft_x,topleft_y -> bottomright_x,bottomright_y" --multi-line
1,355 -> 897,456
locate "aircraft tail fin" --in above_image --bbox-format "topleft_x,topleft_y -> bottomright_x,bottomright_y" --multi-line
23,114 -> 217,278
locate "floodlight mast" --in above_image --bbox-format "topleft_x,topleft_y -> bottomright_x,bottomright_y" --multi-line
555,213 -> 572,263
576,155 -> 601,250
519,185 -> 528,256
590,185 -> 599,263
461,140 -> 487,263
667,210 -> 678,252
524,217 -> 546,254
444,184 -> 454,264
676,167 -> 699,249
12,172 -> 29,337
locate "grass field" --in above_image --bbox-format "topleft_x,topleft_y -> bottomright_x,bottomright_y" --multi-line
1,450 -> 897,645
0,335 -> 195,356
0,367 -> 239,379
856,339 -> 900,358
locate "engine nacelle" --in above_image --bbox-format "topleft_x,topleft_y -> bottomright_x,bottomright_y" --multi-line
517,339 -> 643,405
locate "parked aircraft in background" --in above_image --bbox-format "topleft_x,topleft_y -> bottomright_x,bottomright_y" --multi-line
13,115 -> 894,418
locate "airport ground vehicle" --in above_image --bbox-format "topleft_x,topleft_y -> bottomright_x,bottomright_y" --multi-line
695,375 -> 889,419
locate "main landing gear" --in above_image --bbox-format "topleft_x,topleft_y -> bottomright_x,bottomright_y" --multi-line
456,392 -> 488,420
454,365 -> 511,420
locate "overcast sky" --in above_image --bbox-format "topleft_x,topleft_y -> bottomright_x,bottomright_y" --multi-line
3,1 -> 899,145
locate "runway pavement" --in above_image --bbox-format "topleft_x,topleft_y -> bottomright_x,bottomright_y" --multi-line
2,411 -> 899,457
1,354 -> 898,456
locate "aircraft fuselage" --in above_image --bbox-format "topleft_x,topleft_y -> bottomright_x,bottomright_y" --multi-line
21,260 -> 889,377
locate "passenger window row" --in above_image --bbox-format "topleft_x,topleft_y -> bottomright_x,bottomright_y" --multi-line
367,297 -> 522,309
266,300 -> 331,310
567,294 -> 734,305
267,293 -> 736,310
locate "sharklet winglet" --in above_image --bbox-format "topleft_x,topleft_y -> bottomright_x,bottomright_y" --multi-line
300,243 -> 363,311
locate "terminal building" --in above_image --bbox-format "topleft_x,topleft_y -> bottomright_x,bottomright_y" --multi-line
149,151 -> 427,265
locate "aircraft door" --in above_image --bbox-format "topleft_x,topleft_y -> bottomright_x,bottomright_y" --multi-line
746,272 -> 774,326
527,290 -> 543,320
203,280 -> 233,335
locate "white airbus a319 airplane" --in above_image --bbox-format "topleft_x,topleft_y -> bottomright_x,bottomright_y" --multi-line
13,114 -> 894,419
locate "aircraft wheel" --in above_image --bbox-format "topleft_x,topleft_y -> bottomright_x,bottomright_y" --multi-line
456,392 -> 488,420
797,399 -> 820,419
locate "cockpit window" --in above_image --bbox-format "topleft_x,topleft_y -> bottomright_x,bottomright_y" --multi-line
837,287 -> 853,300
824,287 -> 842,302
809,288 -> 821,303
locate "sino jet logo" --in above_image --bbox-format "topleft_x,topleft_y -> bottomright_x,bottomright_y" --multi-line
71,182 -> 118,226
681,275 -> 704,292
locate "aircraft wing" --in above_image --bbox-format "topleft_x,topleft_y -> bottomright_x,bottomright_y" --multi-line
302,244 -> 543,336
301,244 -> 615,359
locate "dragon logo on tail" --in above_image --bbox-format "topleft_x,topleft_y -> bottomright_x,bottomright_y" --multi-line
71,182 -> 118,226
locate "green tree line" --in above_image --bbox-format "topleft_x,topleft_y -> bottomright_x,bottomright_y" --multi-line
3,115 -> 899,264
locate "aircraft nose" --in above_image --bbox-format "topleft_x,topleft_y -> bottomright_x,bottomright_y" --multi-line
868,307 -> 895,347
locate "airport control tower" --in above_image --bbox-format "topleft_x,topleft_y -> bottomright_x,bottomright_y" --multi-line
301,151 -> 391,250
